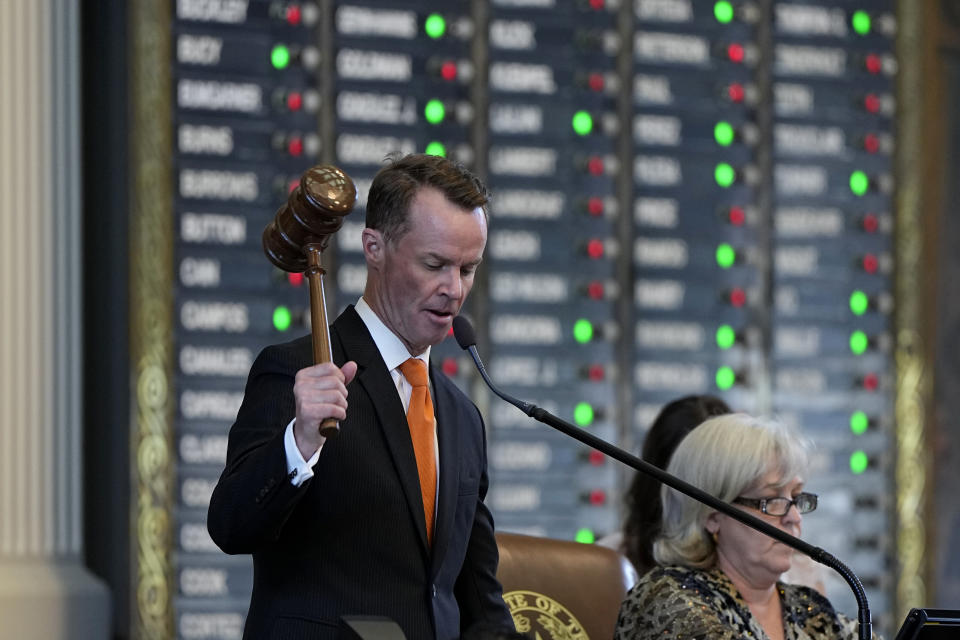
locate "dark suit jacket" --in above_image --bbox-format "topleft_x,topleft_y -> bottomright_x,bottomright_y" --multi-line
207,305 -> 513,640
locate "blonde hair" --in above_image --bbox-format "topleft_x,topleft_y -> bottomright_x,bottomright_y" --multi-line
653,413 -> 810,568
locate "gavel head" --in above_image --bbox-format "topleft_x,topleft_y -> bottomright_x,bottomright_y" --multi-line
263,165 -> 357,272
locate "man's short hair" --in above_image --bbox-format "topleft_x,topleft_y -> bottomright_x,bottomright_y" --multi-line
365,153 -> 489,243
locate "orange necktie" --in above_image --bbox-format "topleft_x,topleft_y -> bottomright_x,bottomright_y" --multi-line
398,358 -> 437,546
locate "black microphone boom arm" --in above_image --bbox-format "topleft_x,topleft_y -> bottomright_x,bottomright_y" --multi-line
451,316 -> 872,640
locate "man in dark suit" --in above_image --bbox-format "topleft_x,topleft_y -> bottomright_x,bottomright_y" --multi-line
207,154 -> 514,640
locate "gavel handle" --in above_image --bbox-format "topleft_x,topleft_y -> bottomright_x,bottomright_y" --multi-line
304,244 -> 340,438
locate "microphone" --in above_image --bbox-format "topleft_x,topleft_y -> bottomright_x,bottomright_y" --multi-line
452,316 -> 872,640
453,316 -> 534,415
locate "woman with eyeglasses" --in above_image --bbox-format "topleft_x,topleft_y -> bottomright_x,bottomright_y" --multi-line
615,413 -> 872,640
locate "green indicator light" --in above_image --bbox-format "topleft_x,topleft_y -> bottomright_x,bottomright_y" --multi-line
850,170 -> 869,196
714,121 -> 735,147
715,243 -> 736,269
425,141 -> 446,157
271,45 -> 291,70
852,10 -> 871,35
850,411 -> 870,435
714,1 -> 734,23
573,319 -> 594,344
849,330 -> 869,355
425,13 -> 446,39
572,110 -> 594,136
850,450 -> 869,474
715,162 -> 736,188
575,528 -> 596,544
273,306 -> 292,332
573,402 -> 595,427
849,290 -> 869,316
715,366 -> 736,390
424,99 -> 446,124
716,324 -> 736,350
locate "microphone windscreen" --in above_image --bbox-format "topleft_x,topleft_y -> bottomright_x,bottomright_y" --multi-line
452,316 -> 477,350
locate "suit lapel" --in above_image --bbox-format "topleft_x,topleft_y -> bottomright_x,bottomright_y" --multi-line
429,368 -> 460,576
333,307 -> 432,554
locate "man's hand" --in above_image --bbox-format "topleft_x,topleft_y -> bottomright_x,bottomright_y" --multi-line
292,361 -> 358,460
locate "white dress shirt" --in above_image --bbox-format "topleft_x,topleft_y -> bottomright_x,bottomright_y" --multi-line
283,297 -> 435,487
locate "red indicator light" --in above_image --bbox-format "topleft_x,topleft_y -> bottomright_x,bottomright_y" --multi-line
588,73 -> 605,92
728,287 -> 747,308
727,43 -> 745,63
727,82 -> 745,103
587,364 -> 605,381
863,93 -> 880,114
587,197 -> 604,216
447,326 -> 455,336
862,253 -> 879,274
287,272 -> 304,286
863,133 -> 880,154
285,5 -> 302,25
287,137 -> 303,156
286,92 -> 303,111
865,54 -> 882,74
587,281 -> 605,299
440,61 -> 458,81
589,0 -> 605,9
587,156 -> 604,175
441,357 -> 459,377
588,450 -> 605,466
728,206 -> 746,226
862,373 -> 879,391
588,490 -> 606,506
862,214 -> 879,233
586,239 -> 605,259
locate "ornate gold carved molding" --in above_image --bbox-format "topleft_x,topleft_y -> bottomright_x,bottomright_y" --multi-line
129,1 -> 175,638
893,0 -> 930,623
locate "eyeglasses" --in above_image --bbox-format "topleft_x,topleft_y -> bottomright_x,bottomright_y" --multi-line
732,492 -> 818,516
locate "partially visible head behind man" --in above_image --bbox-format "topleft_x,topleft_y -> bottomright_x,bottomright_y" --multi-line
622,395 -> 731,573
366,153 -> 490,244
639,395 -> 732,471
653,413 -> 810,569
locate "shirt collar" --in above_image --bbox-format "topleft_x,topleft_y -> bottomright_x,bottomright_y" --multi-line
355,296 -> 431,372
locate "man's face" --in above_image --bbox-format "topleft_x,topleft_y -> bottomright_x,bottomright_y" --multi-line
364,186 -> 487,355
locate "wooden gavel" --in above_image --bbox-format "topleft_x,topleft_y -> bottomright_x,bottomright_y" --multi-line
263,165 -> 357,438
